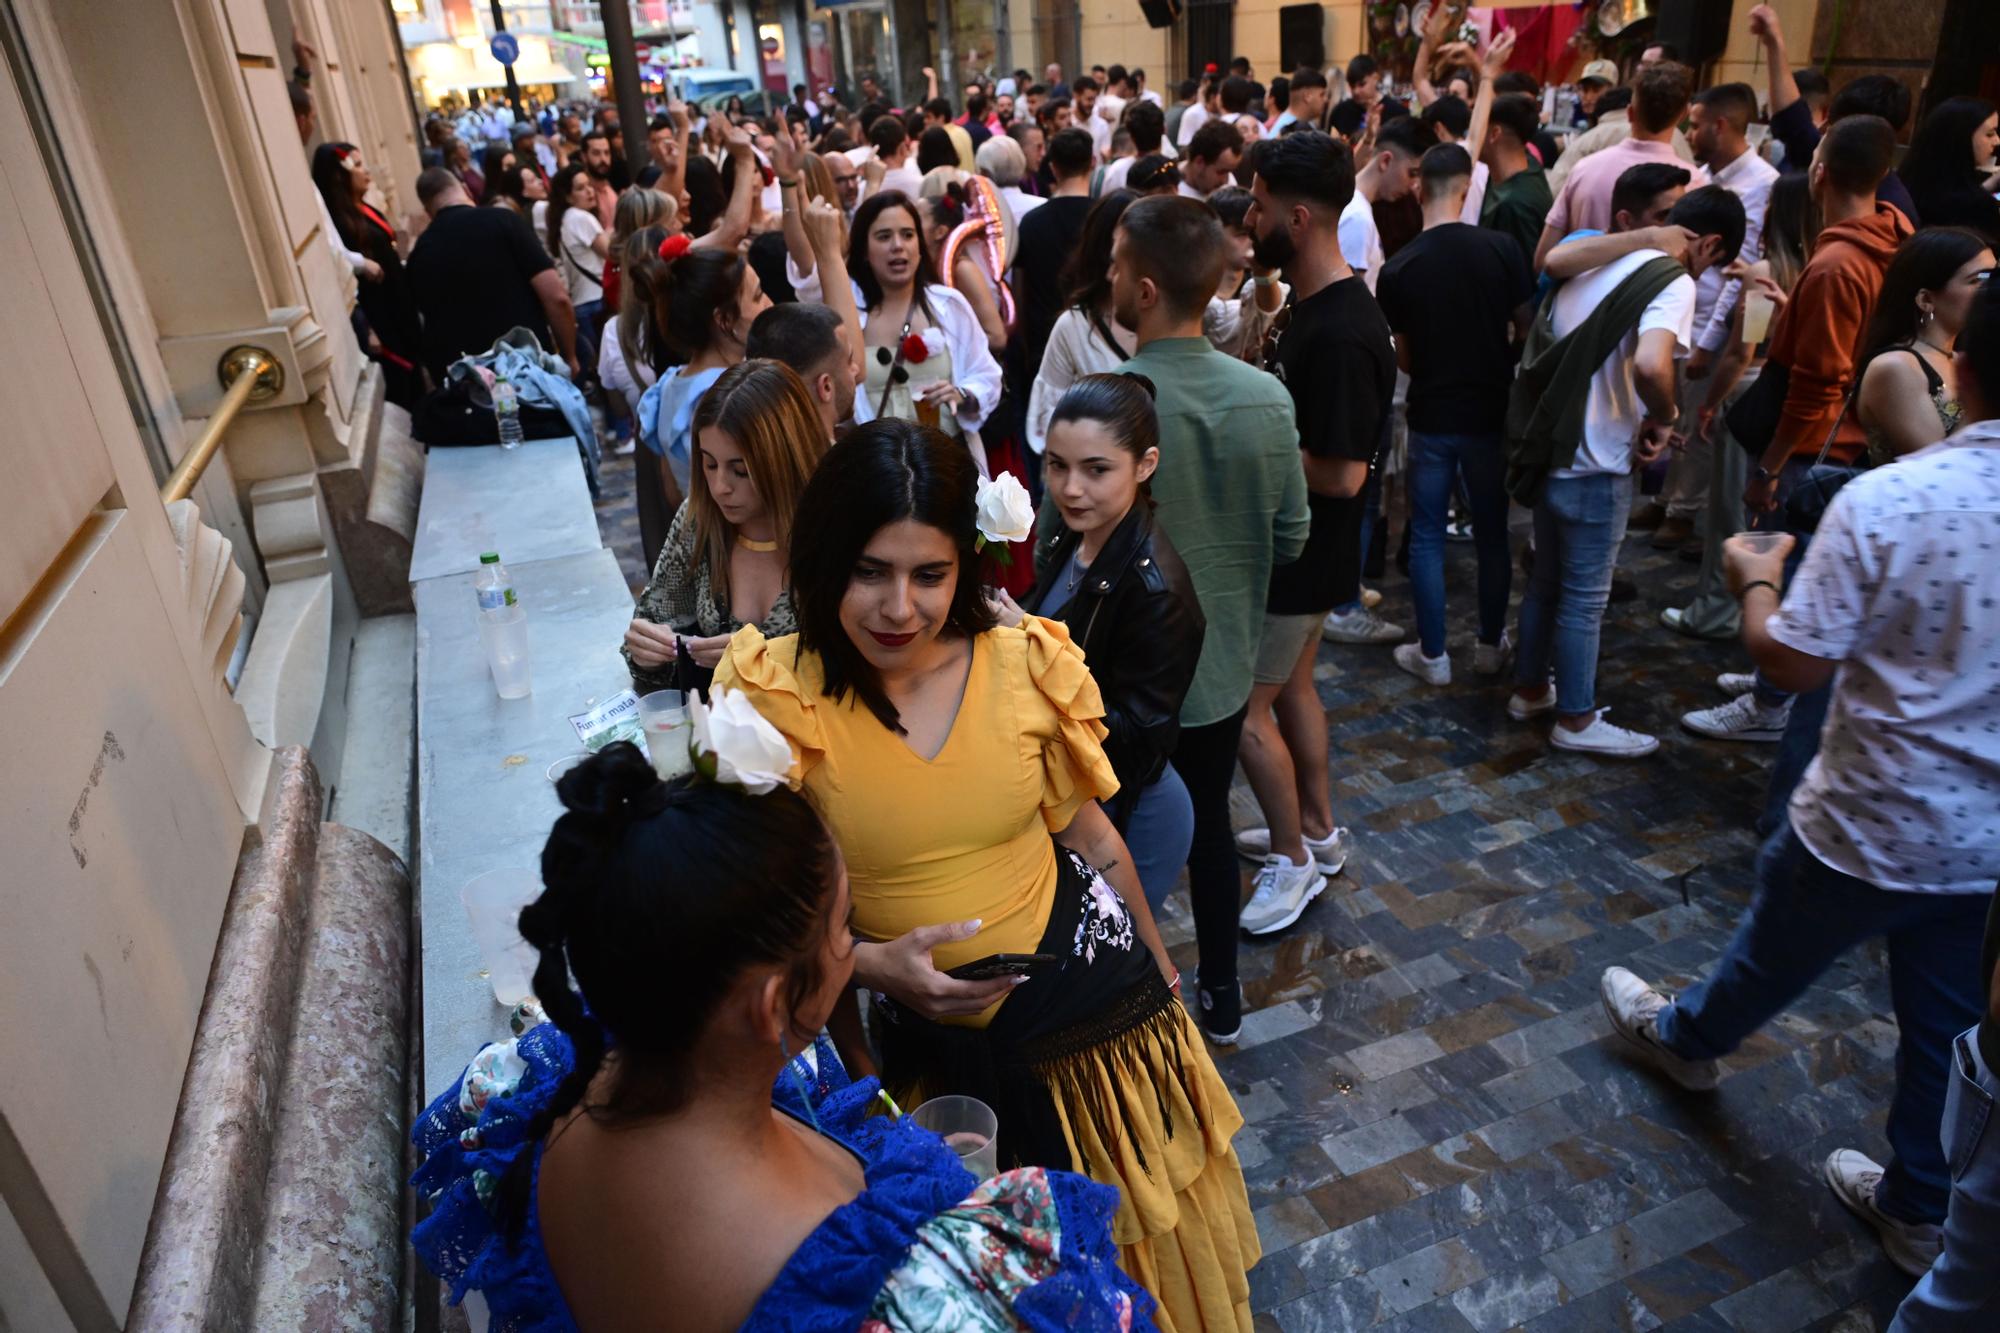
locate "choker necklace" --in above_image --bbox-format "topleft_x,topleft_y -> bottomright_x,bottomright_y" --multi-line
736,533 -> 779,553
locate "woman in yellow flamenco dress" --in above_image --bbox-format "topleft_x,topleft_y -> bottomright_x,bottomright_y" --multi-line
714,418 -> 1260,1331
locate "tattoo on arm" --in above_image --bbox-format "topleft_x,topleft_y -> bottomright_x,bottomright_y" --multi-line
1098,858 -> 1120,874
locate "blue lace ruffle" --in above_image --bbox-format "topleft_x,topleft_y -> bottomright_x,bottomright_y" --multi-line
411,1025 -> 1153,1332
409,1023 -> 579,1333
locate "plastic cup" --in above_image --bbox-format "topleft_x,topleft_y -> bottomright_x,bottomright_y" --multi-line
1742,289 -> 1775,346
459,867 -> 543,1005
479,604 -> 533,699
911,1094 -> 1000,1180
1733,530 -> 1788,556
545,752 -> 591,783
637,689 -> 693,780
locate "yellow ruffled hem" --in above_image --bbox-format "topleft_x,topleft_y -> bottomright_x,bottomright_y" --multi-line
1010,619 -> 1122,831
712,625 -> 826,785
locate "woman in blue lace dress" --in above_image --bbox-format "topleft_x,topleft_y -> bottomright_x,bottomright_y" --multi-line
411,740 -> 1153,1331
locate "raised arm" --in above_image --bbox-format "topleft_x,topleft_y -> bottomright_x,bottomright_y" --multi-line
694,126 -> 756,252
1464,31 -> 1516,168
1748,5 -> 1802,117
772,131 -> 815,277
1413,3 -> 1456,107
801,197 -> 864,382
1543,225 -> 1695,279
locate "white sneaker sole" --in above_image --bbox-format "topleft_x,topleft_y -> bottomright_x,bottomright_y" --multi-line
1821,1154 -> 1941,1278
1681,715 -> 1785,742
1242,874 -> 1328,936
1552,728 -> 1659,757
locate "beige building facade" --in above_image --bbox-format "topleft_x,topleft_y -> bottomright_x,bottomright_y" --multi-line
0,0 -> 421,1325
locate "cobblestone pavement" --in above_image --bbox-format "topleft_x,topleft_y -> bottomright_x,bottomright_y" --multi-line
591,453 -> 1916,1331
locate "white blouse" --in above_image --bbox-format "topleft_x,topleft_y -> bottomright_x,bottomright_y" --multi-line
1026,306 -> 1136,455
852,281 -> 1005,435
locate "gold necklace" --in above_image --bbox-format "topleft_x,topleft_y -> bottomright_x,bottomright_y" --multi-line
735,533 -> 779,553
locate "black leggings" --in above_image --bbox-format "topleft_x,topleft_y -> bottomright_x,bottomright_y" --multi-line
1170,705 -> 1249,990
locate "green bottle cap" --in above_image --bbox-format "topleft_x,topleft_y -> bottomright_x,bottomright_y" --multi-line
480,552 -> 500,564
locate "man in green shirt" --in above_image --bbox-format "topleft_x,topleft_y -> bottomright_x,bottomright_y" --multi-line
1061,195 -> 1309,1042
1481,94 -> 1555,269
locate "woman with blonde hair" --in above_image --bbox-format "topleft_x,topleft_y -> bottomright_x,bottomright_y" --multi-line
599,188 -> 676,454
623,359 -> 830,691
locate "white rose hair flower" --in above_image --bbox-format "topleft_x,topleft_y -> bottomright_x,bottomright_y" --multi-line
973,472 -> 1035,565
686,689 -> 793,795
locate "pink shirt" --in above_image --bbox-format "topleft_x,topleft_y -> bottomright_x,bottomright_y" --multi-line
1545,136 -> 1708,237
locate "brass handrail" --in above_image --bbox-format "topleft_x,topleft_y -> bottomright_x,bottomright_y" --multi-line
159,345 -> 285,504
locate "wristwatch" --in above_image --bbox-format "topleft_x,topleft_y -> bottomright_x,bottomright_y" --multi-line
1752,464 -> 1779,483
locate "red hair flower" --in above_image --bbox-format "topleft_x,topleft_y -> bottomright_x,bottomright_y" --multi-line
1204,62 -> 1218,74
658,233 -> 692,261
900,332 -> 930,364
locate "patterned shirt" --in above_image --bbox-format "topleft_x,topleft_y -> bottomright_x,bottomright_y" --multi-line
624,501 -> 798,696
1769,420 -> 2000,894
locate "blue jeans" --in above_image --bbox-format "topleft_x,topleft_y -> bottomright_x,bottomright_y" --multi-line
1408,430 -> 1511,657
1111,764 -> 1195,916
573,298 -> 603,391
1657,821 -> 1992,1224
1755,679 -> 1830,838
1892,1025 -> 2000,1329
1513,471 -> 1632,716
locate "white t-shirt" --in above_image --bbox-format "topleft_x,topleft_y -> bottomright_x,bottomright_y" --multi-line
1337,192 -> 1383,292
1176,178 -> 1209,201
1459,159 -> 1490,227
1769,422 -> 2000,894
1548,248 -> 1696,477
999,185 -> 1043,222
878,161 -> 924,200
1175,102 -> 1210,148
560,207 -> 606,306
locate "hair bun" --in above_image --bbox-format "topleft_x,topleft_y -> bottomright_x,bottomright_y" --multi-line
556,742 -> 660,823
1121,372 -> 1159,401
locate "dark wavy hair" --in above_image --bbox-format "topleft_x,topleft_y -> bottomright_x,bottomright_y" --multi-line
789,419 -> 998,733
846,191 -> 942,312
1061,189 -> 1137,311
494,743 -> 840,1234
1860,226 -> 1995,372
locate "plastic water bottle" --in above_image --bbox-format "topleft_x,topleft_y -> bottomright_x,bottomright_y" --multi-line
474,552 -> 532,699
494,378 -> 524,450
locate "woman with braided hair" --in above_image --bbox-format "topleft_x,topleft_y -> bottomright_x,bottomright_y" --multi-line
410,735 -> 1153,1331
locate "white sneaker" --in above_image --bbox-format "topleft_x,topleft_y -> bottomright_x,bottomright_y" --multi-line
612,437 -> 638,456
1472,634 -> 1513,676
1322,606 -> 1404,645
1393,642 -> 1452,686
1715,672 -> 1756,697
1235,827 -> 1351,875
1822,1149 -> 1944,1278
1682,692 -> 1790,742
1599,967 -> 1720,1091
1506,687 -> 1555,721
1240,855 -> 1327,936
1550,711 -> 1659,757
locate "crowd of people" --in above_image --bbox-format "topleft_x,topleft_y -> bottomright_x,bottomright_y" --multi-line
395,4 -> 2000,1327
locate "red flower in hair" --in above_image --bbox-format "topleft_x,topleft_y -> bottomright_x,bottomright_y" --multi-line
900,333 -> 930,364
658,233 -> 692,261
1204,63 -> 1218,74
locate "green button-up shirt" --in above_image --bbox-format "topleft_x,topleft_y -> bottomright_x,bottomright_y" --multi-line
1038,336 -> 1308,726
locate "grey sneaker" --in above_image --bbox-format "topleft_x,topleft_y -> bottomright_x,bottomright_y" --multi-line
1682,692 -> 1790,742
1235,826 -> 1352,874
1322,606 -> 1404,645
1599,966 -> 1721,1091
1715,671 -> 1757,697
1822,1149 -> 1944,1278
1240,855 -> 1327,936
1472,633 -> 1513,676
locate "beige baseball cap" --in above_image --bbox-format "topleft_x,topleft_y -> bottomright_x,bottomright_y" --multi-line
1579,59 -> 1620,87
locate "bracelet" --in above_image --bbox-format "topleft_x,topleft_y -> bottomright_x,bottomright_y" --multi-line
1739,579 -> 1779,600
777,176 -> 799,189
1252,274 -> 1278,288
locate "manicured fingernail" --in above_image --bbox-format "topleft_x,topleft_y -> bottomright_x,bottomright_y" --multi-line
963,918 -> 982,934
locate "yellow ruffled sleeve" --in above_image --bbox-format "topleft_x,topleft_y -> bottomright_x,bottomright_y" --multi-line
1016,618 -> 1121,831
712,625 -> 825,785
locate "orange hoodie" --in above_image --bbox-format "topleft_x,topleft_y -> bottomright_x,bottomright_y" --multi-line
1766,202 -> 1914,463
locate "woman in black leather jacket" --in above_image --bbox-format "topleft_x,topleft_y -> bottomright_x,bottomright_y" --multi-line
991,373 -> 1206,912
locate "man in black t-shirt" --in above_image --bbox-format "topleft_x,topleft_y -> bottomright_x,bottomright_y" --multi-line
1376,144 -> 1534,688
1232,131 -> 1396,941
406,167 -> 579,381
1008,128 -> 1096,417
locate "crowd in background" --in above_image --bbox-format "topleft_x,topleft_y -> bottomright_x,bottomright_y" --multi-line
384,4 -> 2000,1327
